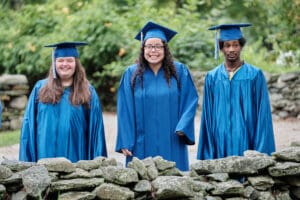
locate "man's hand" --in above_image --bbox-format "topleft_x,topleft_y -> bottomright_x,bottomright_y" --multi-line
176,131 -> 184,136
121,148 -> 132,156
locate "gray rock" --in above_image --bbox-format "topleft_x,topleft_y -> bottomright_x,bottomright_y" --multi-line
133,180 -> 152,192
152,176 -> 194,199
75,159 -> 100,171
1,89 -> 28,96
280,73 -> 299,82
0,165 -> 13,179
146,163 -> 158,180
274,190 -> 292,200
247,176 -> 275,191
205,196 -> 222,200
21,165 -> 51,197
59,191 -> 96,200
89,168 -> 103,177
114,167 -> 139,185
95,183 -> 134,200
37,157 -> 76,173
1,160 -> 36,172
101,157 -> 118,166
268,162 -> 300,177
276,78 -> 288,89
102,166 -> 139,185
11,190 -> 27,200
128,157 -> 148,179
0,74 -> 28,86
210,180 -> 244,196
154,156 -> 176,171
278,111 -> 289,118
158,166 -> 183,176
9,95 -> 27,109
51,178 -> 104,192
9,117 -> 23,130
207,173 -> 229,182
142,157 -> 155,167
190,154 -> 275,175
243,185 -> 259,199
0,171 -> 22,185
48,172 -> 59,182
272,147 -> 300,162
60,168 -> 91,179
191,180 -> 214,193
264,72 -> 272,83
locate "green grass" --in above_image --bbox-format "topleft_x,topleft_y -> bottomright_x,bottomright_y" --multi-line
0,130 -> 20,147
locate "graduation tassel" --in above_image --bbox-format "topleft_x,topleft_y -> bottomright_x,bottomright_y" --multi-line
214,30 -> 219,60
140,32 -> 143,47
52,48 -> 57,79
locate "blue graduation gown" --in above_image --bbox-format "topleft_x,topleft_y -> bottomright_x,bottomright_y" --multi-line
197,63 -> 275,160
19,79 -> 107,162
115,61 -> 198,171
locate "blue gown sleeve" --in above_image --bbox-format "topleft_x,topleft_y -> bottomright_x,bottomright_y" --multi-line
115,68 -> 136,153
87,86 -> 107,159
19,82 -> 41,162
253,71 -> 275,154
197,74 -> 215,159
175,63 -> 199,145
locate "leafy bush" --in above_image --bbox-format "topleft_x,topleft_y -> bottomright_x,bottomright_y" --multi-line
0,0 -> 299,109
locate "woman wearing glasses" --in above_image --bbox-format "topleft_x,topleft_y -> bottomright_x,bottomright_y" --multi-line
115,21 -> 198,171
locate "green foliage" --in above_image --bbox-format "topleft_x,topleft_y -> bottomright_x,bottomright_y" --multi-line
0,130 -> 20,147
0,0 -> 299,109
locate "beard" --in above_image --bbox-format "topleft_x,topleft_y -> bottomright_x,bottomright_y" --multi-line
226,53 -> 239,62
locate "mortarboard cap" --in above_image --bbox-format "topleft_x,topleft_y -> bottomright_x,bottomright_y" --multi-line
45,41 -> 88,59
209,23 -> 251,41
134,21 -> 177,43
209,23 -> 251,59
44,41 -> 88,79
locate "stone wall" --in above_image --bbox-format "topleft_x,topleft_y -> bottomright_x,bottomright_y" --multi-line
0,74 -> 28,131
0,142 -> 299,199
0,71 -> 300,131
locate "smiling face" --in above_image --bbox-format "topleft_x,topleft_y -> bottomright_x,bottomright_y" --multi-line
143,38 -> 165,69
55,56 -> 76,86
221,40 -> 242,62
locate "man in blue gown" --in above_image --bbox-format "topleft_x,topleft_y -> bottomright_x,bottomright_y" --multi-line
197,24 -> 275,160
116,21 -> 199,171
19,42 -> 107,162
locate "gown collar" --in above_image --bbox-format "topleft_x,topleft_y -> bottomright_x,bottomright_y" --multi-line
220,62 -> 245,80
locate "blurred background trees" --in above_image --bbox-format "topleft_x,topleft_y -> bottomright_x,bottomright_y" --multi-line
0,0 -> 299,110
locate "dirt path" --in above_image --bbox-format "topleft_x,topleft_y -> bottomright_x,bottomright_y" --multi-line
1,112 -> 299,164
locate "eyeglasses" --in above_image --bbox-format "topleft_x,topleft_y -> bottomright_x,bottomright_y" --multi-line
144,45 -> 164,51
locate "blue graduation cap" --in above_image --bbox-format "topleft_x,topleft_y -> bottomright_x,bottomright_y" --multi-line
44,41 -> 88,79
209,23 -> 251,59
134,21 -> 177,44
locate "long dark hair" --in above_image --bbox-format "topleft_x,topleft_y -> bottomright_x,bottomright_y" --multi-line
131,40 -> 180,90
38,58 -> 91,107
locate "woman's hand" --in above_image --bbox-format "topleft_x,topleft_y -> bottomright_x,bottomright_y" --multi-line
121,148 -> 132,156
176,131 -> 184,136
